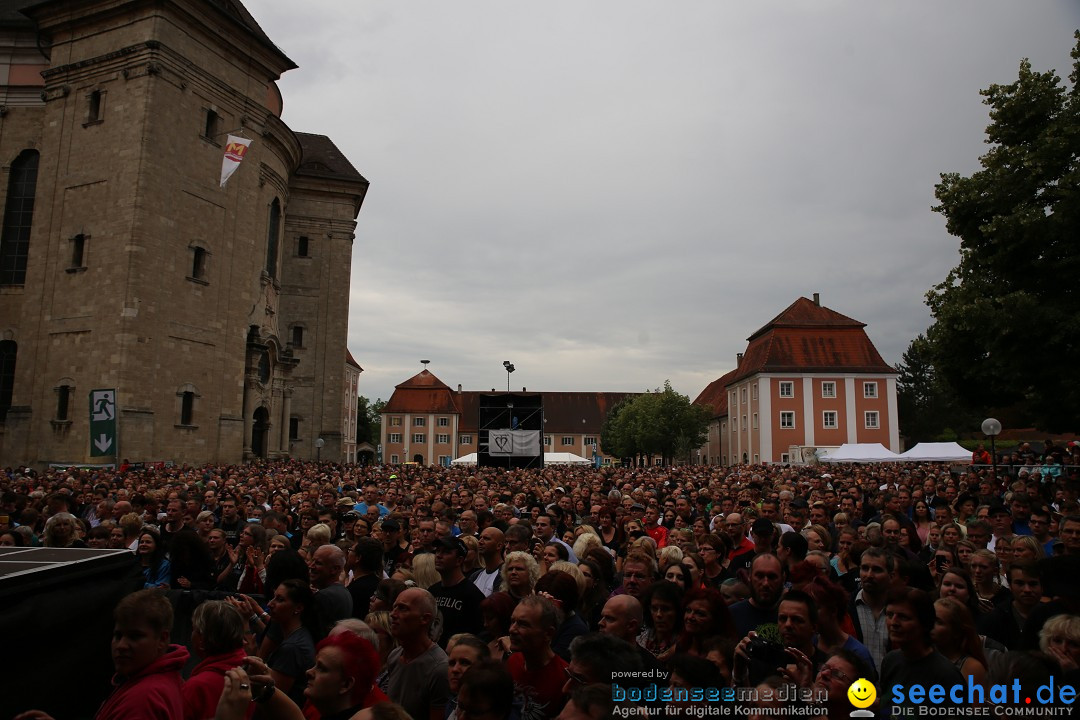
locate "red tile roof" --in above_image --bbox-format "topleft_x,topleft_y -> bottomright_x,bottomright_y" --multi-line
728,297 -> 895,384
693,368 -> 737,418
345,350 -> 362,370
383,370 -> 460,414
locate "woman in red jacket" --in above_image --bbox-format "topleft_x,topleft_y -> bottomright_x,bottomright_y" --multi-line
183,600 -> 252,720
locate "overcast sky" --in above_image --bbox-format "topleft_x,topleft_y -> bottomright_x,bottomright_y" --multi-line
246,1 -> 1079,406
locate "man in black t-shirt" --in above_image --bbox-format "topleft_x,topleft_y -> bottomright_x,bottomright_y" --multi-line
348,537 -> 383,621
429,536 -> 485,646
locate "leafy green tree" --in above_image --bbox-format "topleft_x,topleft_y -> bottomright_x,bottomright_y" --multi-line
927,33 -> 1080,431
896,334 -> 979,443
356,396 -> 385,446
601,381 -> 711,465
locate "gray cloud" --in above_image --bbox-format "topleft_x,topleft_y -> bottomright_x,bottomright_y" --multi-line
246,0 -> 1080,404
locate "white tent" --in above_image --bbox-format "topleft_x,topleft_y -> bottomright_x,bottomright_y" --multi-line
820,443 -> 902,463
449,452 -> 591,466
544,452 -> 592,465
899,442 -> 972,463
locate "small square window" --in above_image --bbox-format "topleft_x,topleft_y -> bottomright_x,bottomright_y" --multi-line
414,417 -> 425,427
437,434 -> 449,444
438,417 -> 449,427
388,433 -> 402,443
780,411 -> 795,429
544,435 -> 552,446
864,382 -> 878,399
412,433 -> 425,443
779,382 -> 794,398
390,417 -> 402,427
459,434 -> 473,445
823,411 -> 838,429
390,454 -> 399,464
561,436 -> 574,446
865,411 -> 880,429
822,382 -> 836,399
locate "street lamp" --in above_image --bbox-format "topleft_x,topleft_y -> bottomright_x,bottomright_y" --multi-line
981,418 -> 1001,479
502,360 -> 515,392
315,437 -> 325,462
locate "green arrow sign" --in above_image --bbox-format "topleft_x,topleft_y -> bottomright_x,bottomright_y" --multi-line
89,388 -> 117,457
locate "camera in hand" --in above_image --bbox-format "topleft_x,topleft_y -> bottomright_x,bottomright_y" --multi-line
745,636 -> 792,685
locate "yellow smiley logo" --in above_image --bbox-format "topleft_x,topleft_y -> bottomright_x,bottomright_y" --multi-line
847,678 -> 876,709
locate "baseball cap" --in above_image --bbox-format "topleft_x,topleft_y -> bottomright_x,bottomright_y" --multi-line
435,536 -> 468,556
751,518 -> 775,536
988,504 -> 1011,517
381,518 -> 401,532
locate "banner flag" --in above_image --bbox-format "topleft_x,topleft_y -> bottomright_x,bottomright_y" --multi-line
488,429 -> 541,456
219,135 -> 252,187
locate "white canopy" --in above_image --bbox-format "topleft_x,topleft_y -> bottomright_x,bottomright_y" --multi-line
544,452 -> 592,465
450,452 -> 591,466
899,442 -> 972,463
820,443 -> 902,463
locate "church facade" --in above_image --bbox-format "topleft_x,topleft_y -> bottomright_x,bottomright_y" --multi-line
0,0 -> 367,467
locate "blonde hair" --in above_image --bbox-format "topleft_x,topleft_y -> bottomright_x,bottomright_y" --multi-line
572,532 -> 602,559
307,523 -> 332,546
549,560 -> 586,599
1039,614 -> 1080,654
411,552 -> 440,590
658,544 -> 684,570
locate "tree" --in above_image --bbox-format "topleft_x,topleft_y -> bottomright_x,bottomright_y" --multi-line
926,32 -> 1080,431
356,396 -> 385,446
896,334 -> 978,443
601,381 -> 712,465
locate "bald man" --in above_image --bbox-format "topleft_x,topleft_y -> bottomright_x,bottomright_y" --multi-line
310,544 -> 352,639
597,595 -> 663,673
385,588 -> 449,720
471,526 -> 505,597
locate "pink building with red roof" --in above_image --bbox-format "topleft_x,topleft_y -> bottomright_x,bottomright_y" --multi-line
694,294 -> 898,465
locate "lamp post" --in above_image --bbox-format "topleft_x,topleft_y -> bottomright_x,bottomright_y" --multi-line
981,418 -> 1001,479
315,437 -> 325,462
502,360 -> 515,392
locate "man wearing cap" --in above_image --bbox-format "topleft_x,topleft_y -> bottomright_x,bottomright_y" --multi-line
381,517 -> 411,577
430,536 -> 486,646
987,505 -> 1012,553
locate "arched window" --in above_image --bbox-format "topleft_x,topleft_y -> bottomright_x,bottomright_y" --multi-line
0,340 -> 15,422
265,198 -> 280,279
177,383 -> 200,426
1,150 -> 40,286
55,379 -> 75,422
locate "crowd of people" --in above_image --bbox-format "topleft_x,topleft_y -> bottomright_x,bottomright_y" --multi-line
2,450 -> 1080,719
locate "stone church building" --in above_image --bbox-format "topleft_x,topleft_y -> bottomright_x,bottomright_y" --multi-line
0,0 -> 368,467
